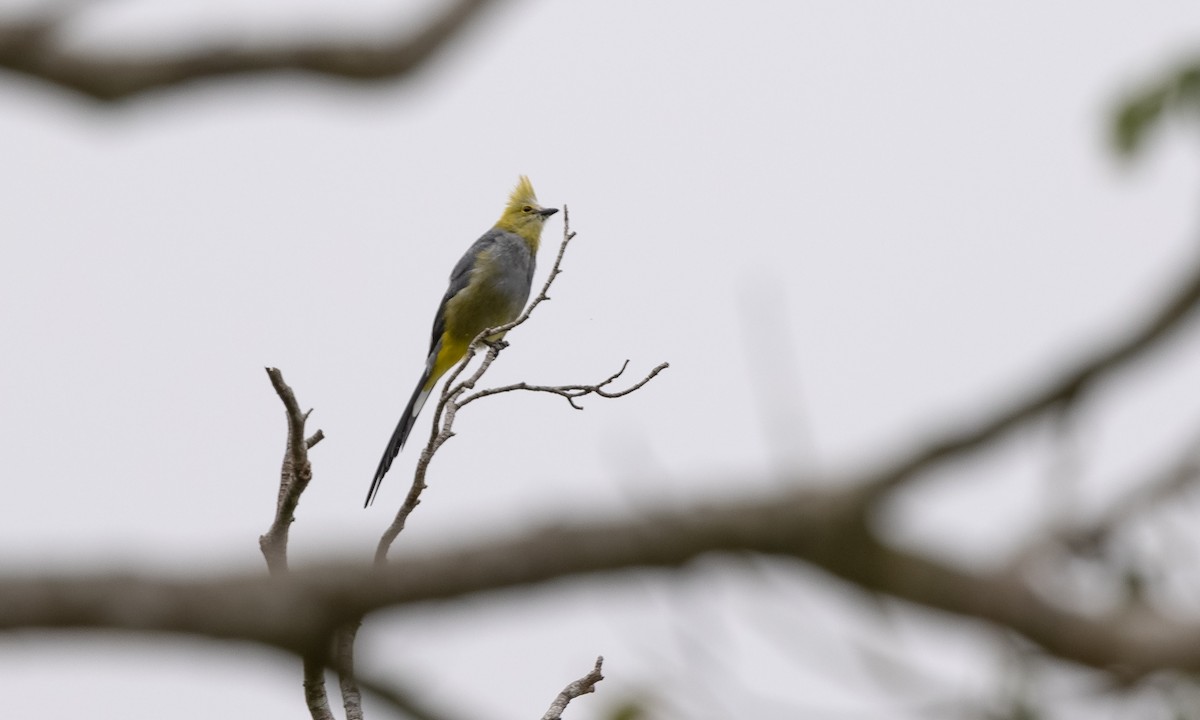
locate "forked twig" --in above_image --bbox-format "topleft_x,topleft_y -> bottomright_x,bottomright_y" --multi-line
462,359 -> 670,410
259,368 -> 334,720
260,368 -> 324,575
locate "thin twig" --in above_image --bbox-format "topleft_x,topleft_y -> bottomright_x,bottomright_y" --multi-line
372,345 -> 497,564
336,622 -> 364,720
541,657 -> 605,720
304,657 -> 337,720
462,360 -> 670,410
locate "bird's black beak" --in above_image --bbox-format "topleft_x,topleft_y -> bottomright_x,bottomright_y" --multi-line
538,207 -> 560,218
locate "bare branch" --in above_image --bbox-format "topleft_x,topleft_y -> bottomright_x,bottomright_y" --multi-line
303,657 -> 337,720
541,656 -> 604,720
336,621 -> 364,720
371,344 -> 498,564
0,0 -> 500,102
259,369 -> 335,720
259,368 -> 322,577
461,360 -> 670,410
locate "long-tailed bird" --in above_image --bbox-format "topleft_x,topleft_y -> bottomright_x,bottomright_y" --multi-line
365,176 -> 557,507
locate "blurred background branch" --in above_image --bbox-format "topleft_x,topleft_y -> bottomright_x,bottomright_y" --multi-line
0,0 -> 500,102
5,433 -> 1200,683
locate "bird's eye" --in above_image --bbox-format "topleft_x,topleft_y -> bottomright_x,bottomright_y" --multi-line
522,205 -> 533,213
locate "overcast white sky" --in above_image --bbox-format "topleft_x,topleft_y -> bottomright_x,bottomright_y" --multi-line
4,1 -> 1200,718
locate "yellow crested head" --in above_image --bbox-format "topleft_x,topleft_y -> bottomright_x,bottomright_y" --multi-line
495,175 -> 558,248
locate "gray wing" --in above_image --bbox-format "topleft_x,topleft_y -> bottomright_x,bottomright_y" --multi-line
425,230 -> 503,353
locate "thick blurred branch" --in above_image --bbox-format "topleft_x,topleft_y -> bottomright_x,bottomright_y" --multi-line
0,0 -> 500,102
3,481 -> 1200,682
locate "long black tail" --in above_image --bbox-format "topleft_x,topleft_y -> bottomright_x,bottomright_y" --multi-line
365,365 -> 434,507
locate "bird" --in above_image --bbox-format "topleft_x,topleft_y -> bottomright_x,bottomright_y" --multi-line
365,176 -> 558,507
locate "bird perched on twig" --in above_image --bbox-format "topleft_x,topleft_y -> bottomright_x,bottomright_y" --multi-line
365,176 -> 558,507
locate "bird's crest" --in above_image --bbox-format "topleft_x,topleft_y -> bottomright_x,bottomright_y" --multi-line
495,175 -> 553,247
507,175 -> 538,209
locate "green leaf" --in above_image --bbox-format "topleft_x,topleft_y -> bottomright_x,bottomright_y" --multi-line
1113,86 -> 1168,157
1111,57 -> 1200,158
